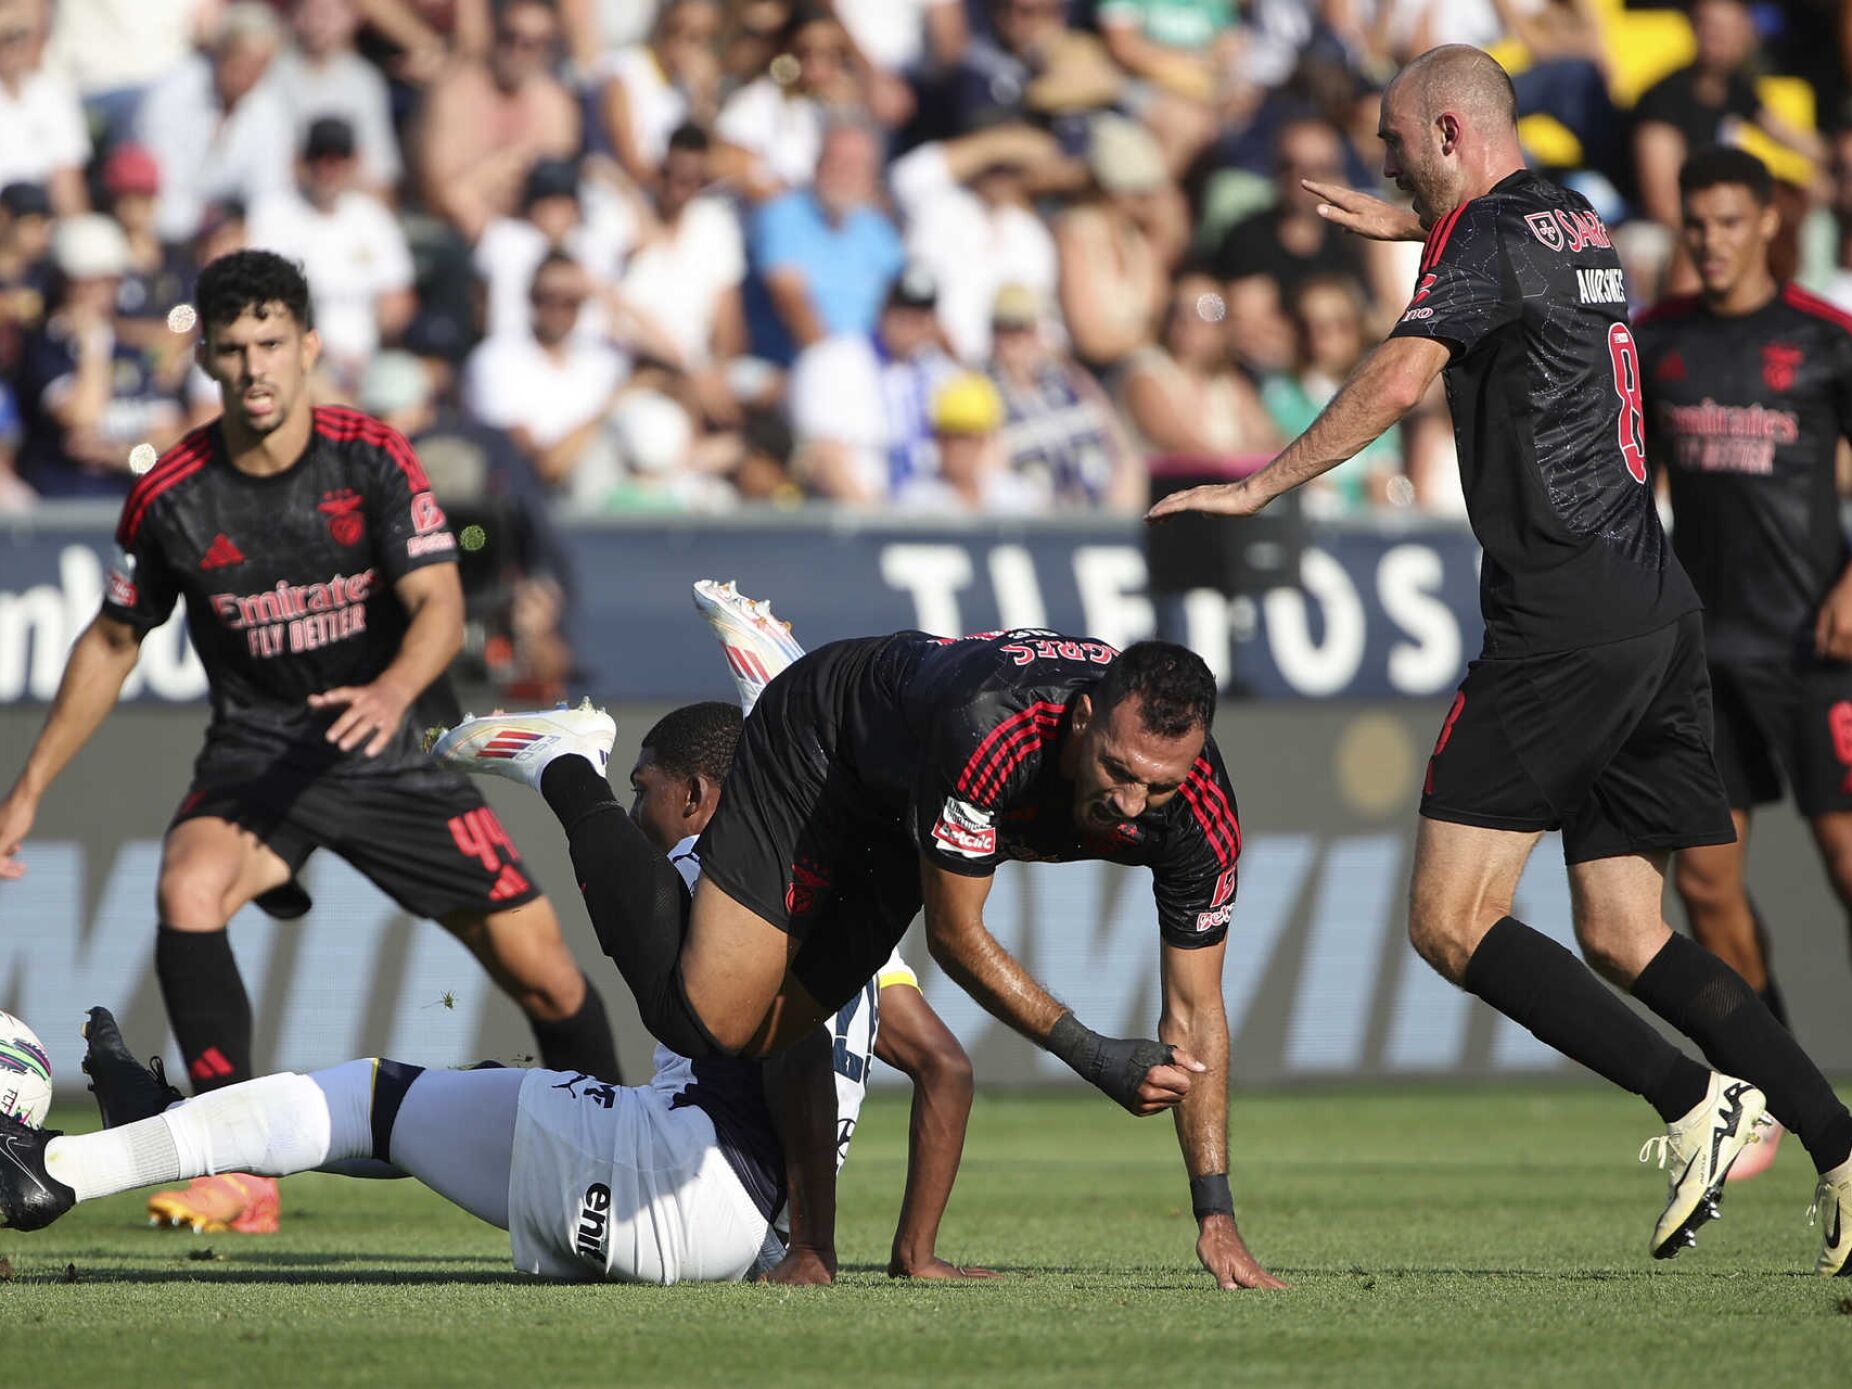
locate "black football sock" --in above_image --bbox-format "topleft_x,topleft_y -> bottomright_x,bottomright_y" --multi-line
155,924 -> 253,1093
1747,904 -> 1791,1030
539,755 -> 723,1059
1631,932 -> 1852,1173
527,973 -> 621,1081
1462,917 -> 1710,1123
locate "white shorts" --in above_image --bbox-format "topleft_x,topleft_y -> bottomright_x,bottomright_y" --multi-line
506,1069 -> 770,1284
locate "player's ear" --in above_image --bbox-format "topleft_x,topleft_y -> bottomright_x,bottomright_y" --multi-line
1437,110 -> 1461,153
1071,692 -> 1094,737
301,326 -> 322,370
684,773 -> 709,817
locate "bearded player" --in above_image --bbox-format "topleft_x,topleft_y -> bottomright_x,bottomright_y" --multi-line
1150,45 -> 1852,1273
1635,146 -> 1852,1179
0,251 -> 619,1233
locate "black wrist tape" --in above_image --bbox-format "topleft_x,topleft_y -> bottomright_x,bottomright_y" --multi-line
1190,1172 -> 1234,1220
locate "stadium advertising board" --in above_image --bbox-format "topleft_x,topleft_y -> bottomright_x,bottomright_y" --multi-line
1,512 -> 1481,702
5,703 -> 1847,1089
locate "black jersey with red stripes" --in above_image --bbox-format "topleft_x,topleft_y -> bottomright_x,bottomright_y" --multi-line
103,405 -> 461,776
1388,168 -> 1698,657
1633,284 -> 1852,664
846,629 -> 1241,949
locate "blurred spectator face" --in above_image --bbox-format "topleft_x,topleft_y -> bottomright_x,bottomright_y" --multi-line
991,317 -> 1043,374
1278,121 -> 1345,218
293,0 -> 359,58
1692,0 -> 1756,75
973,160 -> 1027,210
991,0 -> 1065,59
2,205 -> 51,263
304,146 -> 358,209
1294,281 -> 1366,377
659,140 -> 709,219
881,301 -> 937,359
1164,274 -> 1228,369
215,33 -> 280,108
529,260 -> 588,348
1681,181 -> 1777,299
813,123 -> 879,217
1834,130 -> 1852,220
789,17 -> 853,97
1224,274 -> 1294,374
492,0 -> 560,91
528,190 -> 579,243
0,0 -> 40,87
102,145 -> 162,238
656,0 -> 722,79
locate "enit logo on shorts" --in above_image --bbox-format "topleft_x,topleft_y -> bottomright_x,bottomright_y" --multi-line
932,796 -> 997,859
210,570 -> 376,660
575,1182 -> 610,1262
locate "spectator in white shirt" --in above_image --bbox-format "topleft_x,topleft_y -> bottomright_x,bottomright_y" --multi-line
621,124 -> 745,392
889,121 -> 1062,362
787,264 -> 956,504
137,3 -> 296,242
46,0 -> 210,153
462,252 -> 627,493
247,116 -> 416,390
599,0 -> 724,188
269,0 -> 405,195
474,157 -> 638,344
716,8 -> 864,199
834,0 -> 965,78
0,0 -> 90,215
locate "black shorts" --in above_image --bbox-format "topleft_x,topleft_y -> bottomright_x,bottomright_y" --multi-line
171,759 -> 542,920
1709,658 -> 1852,817
1420,612 -> 1736,864
697,639 -> 921,1015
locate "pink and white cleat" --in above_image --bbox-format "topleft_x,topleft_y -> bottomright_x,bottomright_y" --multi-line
691,580 -> 808,715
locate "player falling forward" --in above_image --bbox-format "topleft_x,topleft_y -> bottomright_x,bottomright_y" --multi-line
1149,45 -> 1852,1273
2,709 -> 983,1280
1635,146 -> 1852,1180
435,596 -> 1276,1289
0,250 -> 618,1232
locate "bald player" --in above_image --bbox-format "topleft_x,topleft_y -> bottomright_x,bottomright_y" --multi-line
1151,44 -> 1852,1276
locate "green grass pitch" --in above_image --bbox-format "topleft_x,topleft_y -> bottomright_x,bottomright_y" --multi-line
6,1084 -> 1850,1388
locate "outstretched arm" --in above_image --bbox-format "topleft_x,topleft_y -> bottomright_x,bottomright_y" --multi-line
759,1027 -> 839,1285
872,979 -> 996,1279
1160,939 -> 1284,1290
921,860 -> 1203,1114
1147,335 -> 1448,521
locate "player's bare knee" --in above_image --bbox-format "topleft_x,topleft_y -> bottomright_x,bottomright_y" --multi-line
156,867 -> 236,929
1406,905 -> 1473,982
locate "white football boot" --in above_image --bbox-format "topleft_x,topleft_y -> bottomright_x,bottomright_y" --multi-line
1639,1072 -> 1770,1259
1809,1156 -> 1852,1277
691,579 -> 807,715
426,699 -> 615,790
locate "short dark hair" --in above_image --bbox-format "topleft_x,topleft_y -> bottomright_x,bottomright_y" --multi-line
667,122 -> 711,155
1092,641 -> 1216,739
1679,144 -> 1773,205
195,248 -> 313,336
641,701 -> 742,783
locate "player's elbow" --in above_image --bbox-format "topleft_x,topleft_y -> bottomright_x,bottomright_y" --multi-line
88,613 -> 144,660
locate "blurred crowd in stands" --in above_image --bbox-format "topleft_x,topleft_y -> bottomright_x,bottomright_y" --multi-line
2,0 -> 1850,529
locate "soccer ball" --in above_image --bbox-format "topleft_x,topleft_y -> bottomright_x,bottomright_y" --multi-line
0,1011 -> 52,1129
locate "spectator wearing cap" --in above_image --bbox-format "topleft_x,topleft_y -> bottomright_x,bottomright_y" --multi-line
270,0 -> 405,196
744,118 -> 903,367
416,0 -> 580,242
247,116 -> 415,389
474,157 -> 638,344
1119,267 -> 1278,481
600,0 -> 725,187
100,146 -> 189,332
136,3 -> 295,242
786,264 -> 957,503
0,182 -> 53,369
1055,112 -> 1186,369
1211,117 -> 1367,309
15,214 -> 185,498
461,252 -> 628,496
716,8 -> 871,200
0,0 -> 91,214
985,283 -> 1142,511
893,371 -> 1041,515
888,121 -> 1062,362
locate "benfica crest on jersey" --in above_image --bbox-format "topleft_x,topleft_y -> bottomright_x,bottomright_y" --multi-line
318,489 -> 366,545
1762,343 -> 1803,392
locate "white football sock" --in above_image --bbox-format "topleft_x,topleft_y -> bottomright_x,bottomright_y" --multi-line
44,1072 -> 337,1202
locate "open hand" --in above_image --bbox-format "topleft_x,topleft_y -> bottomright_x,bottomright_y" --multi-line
1146,481 -> 1266,523
1196,1213 -> 1288,1291
888,1255 -> 1002,1281
1816,579 -> 1852,662
758,1244 -> 836,1286
308,679 -> 414,757
1301,179 -> 1425,243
